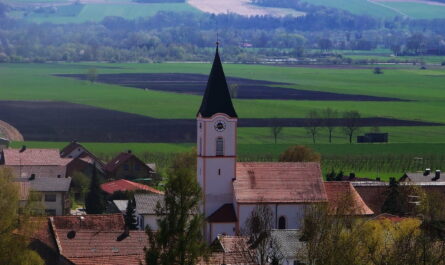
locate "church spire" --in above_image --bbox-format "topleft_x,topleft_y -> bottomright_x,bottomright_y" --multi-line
197,44 -> 238,118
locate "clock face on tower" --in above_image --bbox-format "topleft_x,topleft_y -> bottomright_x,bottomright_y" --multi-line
214,120 -> 226,132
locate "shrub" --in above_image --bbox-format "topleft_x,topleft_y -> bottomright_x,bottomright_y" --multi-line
373,67 -> 383,74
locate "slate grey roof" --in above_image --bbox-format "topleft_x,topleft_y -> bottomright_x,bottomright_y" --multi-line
401,172 -> 444,182
197,46 -> 238,118
270,229 -> 304,259
134,193 -> 164,215
15,177 -> 72,192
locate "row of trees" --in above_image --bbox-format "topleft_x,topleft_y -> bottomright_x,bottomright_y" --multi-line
305,109 -> 361,144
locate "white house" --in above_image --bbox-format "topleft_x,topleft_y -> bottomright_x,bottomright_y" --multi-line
196,46 -> 329,242
134,193 -> 164,231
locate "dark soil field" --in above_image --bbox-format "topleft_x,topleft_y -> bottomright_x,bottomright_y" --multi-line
0,101 -> 439,143
55,73 -> 406,102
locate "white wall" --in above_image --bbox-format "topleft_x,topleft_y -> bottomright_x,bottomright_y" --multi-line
64,147 -> 85,159
238,204 -> 306,230
139,214 -> 159,231
42,192 -> 64,216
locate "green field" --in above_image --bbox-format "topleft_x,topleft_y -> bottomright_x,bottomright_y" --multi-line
2,61 -> 445,180
302,0 -> 445,18
10,2 -> 199,23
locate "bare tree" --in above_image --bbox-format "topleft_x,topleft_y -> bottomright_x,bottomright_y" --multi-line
342,110 -> 361,144
305,110 -> 322,144
271,126 -> 283,144
243,204 -> 274,265
322,108 -> 338,143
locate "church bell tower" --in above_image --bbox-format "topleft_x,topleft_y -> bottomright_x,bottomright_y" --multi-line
196,44 -> 238,228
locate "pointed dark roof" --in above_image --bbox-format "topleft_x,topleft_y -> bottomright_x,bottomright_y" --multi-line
197,46 -> 238,118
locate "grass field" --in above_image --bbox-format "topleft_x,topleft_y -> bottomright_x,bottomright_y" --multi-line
12,2 -> 199,23
302,0 -> 445,18
2,61 -> 445,180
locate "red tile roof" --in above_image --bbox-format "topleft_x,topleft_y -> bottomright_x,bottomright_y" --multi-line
324,182 -> 374,216
56,229 -> 147,259
100,179 -> 163,195
234,162 -> 328,203
68,254 -> 145,265
52,214 -> 125,230
3,148 -> 71,166
207,204 -> 237,223
200,235 -> 256,265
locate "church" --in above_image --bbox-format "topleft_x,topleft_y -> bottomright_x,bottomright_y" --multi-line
196,46 -> 332,242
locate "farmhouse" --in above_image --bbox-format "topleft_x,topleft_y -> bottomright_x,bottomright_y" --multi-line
196,46 -> 372,242
16,177 -> 72,216
0,147 -> 70,178
104,151 -> 155,180
60,140 -> 105,175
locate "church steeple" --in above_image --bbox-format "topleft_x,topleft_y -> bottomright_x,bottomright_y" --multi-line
197,44 -> 238,118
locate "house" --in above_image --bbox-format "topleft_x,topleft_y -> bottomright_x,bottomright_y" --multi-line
60,141 -> 105,176
134,193 -> 164,230
400,168 -> 443,182
197,46 -> 329,242
104,151 -> 155,180
200,235 -> 256,265
100,179 -> 163,195
30,214 -> 147,265
0,148 -> 70,178
324,181 -> 374,216
16,177 -> 72,215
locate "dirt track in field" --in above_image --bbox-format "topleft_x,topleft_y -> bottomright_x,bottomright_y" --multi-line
56,73 -> 407,102
0,101 -> 440,143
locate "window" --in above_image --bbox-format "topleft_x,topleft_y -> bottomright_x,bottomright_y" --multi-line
216,137 -> 224,156
218,169 -> 221,175
278,216 -> 286,229
45,194 -> 57,202
45,209 -> 56,216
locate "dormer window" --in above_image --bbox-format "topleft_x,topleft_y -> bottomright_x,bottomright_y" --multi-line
216,137 -> 224,156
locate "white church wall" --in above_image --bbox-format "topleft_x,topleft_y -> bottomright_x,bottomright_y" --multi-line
238,203 -> 306,230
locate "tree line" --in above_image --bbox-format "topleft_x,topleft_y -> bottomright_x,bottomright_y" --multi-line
1,4 -> 445,62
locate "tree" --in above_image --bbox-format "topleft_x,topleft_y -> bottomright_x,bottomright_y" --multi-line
145,150 -> 207,265
318,38 -> 332,52
229,83 -> 239,98
0,2 -> 8,17
270,125 -> 283,144
0,168 -> 44,265
305,110 -> 322,144
407,33 -> 425,55
279,145 -> 320,162
342,110 -> 361,144
243,204 -> 275,265
322,108 -> 338,143
124,198 -> 138,230
71,171 -> 90,203
85,165 -> 105,214
86,68 -> 97,83
373,67 -> 383,74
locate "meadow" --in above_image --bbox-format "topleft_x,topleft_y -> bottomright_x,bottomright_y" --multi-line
2,61 -> 445,180
302,0 -> 445,18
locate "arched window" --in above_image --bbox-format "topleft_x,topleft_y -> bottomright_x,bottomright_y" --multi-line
278,216 -> 286,229
216,137 -> 224,156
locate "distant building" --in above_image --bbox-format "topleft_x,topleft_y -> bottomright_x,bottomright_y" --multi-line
201,235 -> 256,265
400,168 -> 443,182
134,193 -> 164,230
0,148 -> 70,178
60,141 -> 105,175
16,177 -> 72,215
357,133 -> 388,143
104,151 -> 155,180
324,181 -> 374,216
270,229 -> 305,265
106,200 -> 128,215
